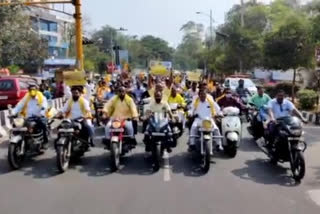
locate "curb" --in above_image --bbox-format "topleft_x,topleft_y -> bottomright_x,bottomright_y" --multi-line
302,111 -> 318,124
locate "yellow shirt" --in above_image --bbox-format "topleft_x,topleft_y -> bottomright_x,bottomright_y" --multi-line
168,94 -> 186,107
148,86 -> 171,101
103,95 -> 138,120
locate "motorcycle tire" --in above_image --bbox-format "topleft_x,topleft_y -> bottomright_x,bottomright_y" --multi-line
226,144 -> 237,158
110,142 -> 120,172
292,151 -> 306,182
56,145 -> 69,173
152,144 -> 161,172
8,143 -> 24,170
202,140 -> 211,173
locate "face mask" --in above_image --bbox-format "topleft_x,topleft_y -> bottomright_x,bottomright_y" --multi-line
30,90 -> 37,97
72,96 -> 80,101
226,94 -> 232,98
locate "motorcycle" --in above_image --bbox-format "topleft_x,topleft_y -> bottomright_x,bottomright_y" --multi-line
55,117 -> 91,173
107,119 -> 136,171
189,117 -> 223,173
169,103 -> 184,138
258,116 -> 307,182
145,112 -> 174,171
8,115 -> 50,169
93,97 -> 107,126
221,107 -> 241,158
247,104 -> 268,140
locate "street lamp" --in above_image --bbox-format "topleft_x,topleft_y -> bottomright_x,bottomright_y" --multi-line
196,10 -> 214,47
110,27 -> 128,65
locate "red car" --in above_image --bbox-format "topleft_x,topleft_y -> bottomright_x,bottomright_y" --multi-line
0,76 -> 37,109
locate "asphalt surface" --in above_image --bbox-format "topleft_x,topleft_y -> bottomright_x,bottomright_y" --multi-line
0,124 -> 320,214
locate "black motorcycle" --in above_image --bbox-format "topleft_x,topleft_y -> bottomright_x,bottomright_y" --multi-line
55,117 -> 91,173
260,116 -> 307,182
8,115 -> 50,169
94,98 -> 107,126
145,112 -> 174,171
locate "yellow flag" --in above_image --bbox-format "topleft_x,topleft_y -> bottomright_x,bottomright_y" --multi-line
63,70 -> 86,86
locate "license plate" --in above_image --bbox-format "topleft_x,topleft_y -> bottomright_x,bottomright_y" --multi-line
152,132 -> 166,136
111,128 -> 124,132
111,136 -> 119,142
0,96 -> 8,100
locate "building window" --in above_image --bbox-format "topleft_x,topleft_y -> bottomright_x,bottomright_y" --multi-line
40,19 -> 58,32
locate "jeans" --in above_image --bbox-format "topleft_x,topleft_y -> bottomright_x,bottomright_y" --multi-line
83,119 -> 94,139
34,117 -> 48,144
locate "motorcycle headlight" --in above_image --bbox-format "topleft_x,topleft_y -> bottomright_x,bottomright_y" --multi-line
112,121 -> 121,129
202,119 -> 213,130
13,118 -> 24,128
61,122 -> 72,129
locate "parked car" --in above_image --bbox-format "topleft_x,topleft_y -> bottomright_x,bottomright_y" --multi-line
223,78 -> 257,95
0,76 -> 37,109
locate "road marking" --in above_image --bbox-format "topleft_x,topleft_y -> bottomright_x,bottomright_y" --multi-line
308,189 -> 320,207
163,151 -> 171,182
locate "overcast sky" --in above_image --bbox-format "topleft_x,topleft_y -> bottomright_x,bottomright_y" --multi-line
81,0 -> 310,47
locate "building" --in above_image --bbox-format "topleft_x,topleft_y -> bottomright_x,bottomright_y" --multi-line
26,4 -> 74,59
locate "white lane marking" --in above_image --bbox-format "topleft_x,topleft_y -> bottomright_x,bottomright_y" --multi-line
308,189 -> 320,206
163,151 -> 171,182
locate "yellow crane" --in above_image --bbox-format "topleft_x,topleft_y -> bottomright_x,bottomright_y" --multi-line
0,0 -> 84,71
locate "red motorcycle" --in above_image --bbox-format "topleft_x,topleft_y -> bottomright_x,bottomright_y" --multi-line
107,118 -> 135,171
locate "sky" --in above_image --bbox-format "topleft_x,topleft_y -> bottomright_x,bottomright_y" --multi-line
80,0 -> 311,47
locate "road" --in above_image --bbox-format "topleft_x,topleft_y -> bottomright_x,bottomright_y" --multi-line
0,124 -> 320,214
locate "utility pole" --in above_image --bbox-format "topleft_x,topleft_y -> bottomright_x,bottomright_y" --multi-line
239,0 -> 245,73
73,0 -> 84,71
210,9 -> 213,48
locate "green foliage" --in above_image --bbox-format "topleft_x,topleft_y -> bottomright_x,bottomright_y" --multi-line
0,6 -> 48,71
264,82 -> 299,98
8,65 -> 20,74
297,89 -> 318,110
83,45 -> 109,73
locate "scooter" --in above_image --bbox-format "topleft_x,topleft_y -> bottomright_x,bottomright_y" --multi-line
221,107 -> 241,158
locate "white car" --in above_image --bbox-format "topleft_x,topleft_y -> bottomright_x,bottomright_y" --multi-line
223,78 -> 257,95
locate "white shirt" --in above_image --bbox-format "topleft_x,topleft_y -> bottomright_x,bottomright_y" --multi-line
61,98 -> 91,120
64,84 -> 72,100
13,95 -> 48,118
188,89 -> 199,100
191,100 -> 213,120
268,98 -> 295,119
192,94 -> 221,115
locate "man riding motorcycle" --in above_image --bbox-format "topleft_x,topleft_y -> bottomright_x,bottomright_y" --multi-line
189,89 -> 223,151
103,86 -> 139,147
236,79 -> 251,98
144,90 -> 174,152
248,86 -> 271,138
12,84 -> 49,149
217,88 -> 246,110
57,86 -> 94,147
97,80 -> 110,101
267,90 -> 307,147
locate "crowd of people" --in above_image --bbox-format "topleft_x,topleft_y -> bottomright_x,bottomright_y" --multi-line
10,71 -> 308,154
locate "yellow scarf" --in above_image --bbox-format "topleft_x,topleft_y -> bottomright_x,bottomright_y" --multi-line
66,97 -> 91,118
194,96 -> 216,116
21,91 -> 44,117
108,94 -> 133,117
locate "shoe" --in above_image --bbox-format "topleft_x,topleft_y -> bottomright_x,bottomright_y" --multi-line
216,145 -> 224,152
188,145 -> 196,152
41,142 -> 49,150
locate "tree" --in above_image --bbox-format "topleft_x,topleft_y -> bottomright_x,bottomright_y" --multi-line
263,13 -> 314,101
0,5 -> 48,72
174,21 -> 205,70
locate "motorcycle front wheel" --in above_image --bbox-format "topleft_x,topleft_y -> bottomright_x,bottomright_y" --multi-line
56,145 -> 70,173
110,142 -> 120,171
152,143 -> 162,172
291,151 -> 306,182
201,140 -> 211,173
8,143 -> 24,170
